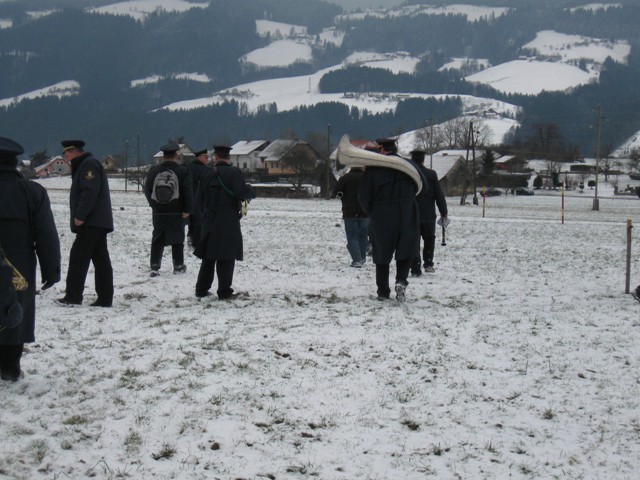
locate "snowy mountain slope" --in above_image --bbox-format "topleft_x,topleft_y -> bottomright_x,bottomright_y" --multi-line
0,80 -> 79,108
241,40 -> 314,69
465,60 -> 595,96
338,4 -> 510,22
465,30 -> 630,95
88,0 -> 208,22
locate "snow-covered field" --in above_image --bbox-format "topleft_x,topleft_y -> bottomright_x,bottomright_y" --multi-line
1,181 -> 639,479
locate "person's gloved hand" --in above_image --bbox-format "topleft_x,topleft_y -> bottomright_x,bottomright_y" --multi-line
437,217 -> 451,229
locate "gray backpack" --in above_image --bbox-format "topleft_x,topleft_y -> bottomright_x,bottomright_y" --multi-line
151,169 -> 180,204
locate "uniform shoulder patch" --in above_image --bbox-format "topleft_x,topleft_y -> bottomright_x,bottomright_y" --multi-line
84,169 -> 96,180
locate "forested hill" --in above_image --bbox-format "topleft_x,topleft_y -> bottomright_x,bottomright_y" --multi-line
0,0 -> 639,162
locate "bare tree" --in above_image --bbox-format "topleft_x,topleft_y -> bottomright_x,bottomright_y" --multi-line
440,117 -> 469,149
598,143 -> 614,182
628,147 -> 640,173
413,121 -> 445,154
281,146 -> 318,192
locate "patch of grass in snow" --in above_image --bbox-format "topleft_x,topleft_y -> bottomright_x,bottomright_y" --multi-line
177,349 -> 196,367
307,417 -> 336,430
401,418 -> 420,431
428,443 -> 450,456
395,384 -> 421,403
201,336 -> 228,351
119,367 -> 145,388
151,442 -> 177,460
28,438 -> 48,463
62,414 -> 89,426
286,461 -> 320,476
123,430 -> 143,454
9,424 -> 35,436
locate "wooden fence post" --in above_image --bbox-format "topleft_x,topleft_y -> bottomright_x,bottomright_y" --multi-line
626,219 -> 633,294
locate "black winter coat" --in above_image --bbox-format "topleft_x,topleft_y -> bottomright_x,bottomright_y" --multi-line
358,166 -> 419,264
416,164 -> 448,222
187,159 -> 210,214
194,162 -> 254,261
69,152 -> 113,233
145,161 -> 193,245
332,169 -> 368,219
0,166 -> 61,344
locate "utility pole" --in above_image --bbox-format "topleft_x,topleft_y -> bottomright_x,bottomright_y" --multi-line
429,119 -> 434,169
592,105 -> 602,211
136,132 -> 141,193
471,122 -> 478,205
325,124 -> 332,199
124,141 -> 128,192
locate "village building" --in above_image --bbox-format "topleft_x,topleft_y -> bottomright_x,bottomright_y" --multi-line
152,143 -> 195,165
34,156 -> 71,177
257,139 -> 319,177
229,140 -> 270,173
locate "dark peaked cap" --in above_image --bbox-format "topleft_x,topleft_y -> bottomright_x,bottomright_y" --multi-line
61,139 -> 85,151
375,137 -> 397,152
161,142 -> 180,155
213,145 -> 232,156
194,149 -> 208,157
0,137 -> 24,157
410,149 -> 426,162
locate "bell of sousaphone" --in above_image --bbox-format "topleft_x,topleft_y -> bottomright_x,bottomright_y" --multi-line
336,134 -> 422,194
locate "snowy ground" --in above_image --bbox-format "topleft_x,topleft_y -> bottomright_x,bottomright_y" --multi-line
1,184 -> 640,479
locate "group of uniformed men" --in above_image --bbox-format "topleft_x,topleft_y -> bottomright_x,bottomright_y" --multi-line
1,132 -> 444,382
333,137 -> 448,302
0,136 -> 253,382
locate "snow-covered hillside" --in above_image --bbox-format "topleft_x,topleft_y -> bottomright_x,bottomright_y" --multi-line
338,4 -> 510,22
88,0 -> 208,22
465,30 -> 629,95
0,80 -> 79,108
241,40 -> 314,69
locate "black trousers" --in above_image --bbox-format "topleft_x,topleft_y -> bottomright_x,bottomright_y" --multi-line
66,226 -> 113,304
375,259 -> 411,297
0,343 -> 23,380
196,259 -> 235,298
411,221 -> 436,272
150,242 -> 184,270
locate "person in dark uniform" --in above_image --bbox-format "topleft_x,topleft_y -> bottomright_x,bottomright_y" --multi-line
409,149 -> 448,276
144,142 -> 192,276
332,166 -> 370,268
186,148 -> 210,249
0,137 -> 61,381
57,139 -> 114,307
358,138 -> 420,302
194,145 -> 254,299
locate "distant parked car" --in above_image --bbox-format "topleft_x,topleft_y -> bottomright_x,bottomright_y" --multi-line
483,187 -> 502,196
514,187 -> 535,196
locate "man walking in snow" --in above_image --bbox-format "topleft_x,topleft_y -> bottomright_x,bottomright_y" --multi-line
332,166 -> 370,268
358,137 -> 420,302
0,137 -> 60,381
144,142 -> 192,276
409,149 -> 448,276
194,145 -> 254,299
57,139 -> 114,307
